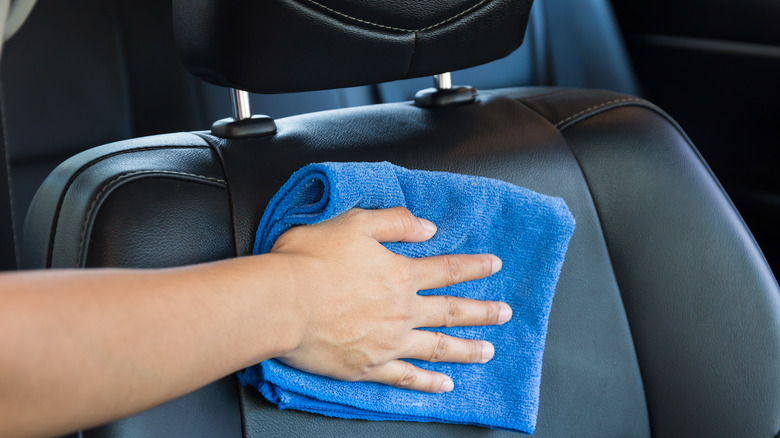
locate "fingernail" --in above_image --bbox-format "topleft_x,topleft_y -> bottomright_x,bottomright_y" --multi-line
491,256 -> 503,274
439,379 -> 454,393
419,218 -> 437,234
481,342 -> 495,363
498,304 -> 513,324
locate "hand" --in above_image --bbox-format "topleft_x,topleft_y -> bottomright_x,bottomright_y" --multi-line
270,207 -> 511,393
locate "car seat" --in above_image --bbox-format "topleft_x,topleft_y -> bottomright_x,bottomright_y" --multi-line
21,0 -> 780,436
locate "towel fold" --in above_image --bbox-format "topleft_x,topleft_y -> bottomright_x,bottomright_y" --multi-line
239,162 -> 575,434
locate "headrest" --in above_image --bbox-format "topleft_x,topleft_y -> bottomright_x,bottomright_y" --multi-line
174,0 -> 534,93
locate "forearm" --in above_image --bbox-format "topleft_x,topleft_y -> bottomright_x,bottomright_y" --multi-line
0,255 -> 300,438
0,208 -> 507,438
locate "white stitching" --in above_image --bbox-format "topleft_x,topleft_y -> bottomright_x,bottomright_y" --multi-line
554,98 -> 646,128
78,170 -> 226,264
299,0 -> 491,32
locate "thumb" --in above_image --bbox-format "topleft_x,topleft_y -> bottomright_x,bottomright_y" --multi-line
356,207 -> 438,243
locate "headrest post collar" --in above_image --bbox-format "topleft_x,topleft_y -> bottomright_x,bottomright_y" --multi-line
414,73 -> 477,109
211,88 -> 277,139
434,73 -> 452,90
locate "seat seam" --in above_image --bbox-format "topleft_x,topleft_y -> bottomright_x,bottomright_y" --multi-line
554,98 -> 646,128
77,169 -> 227,266
518,89 -> 570,103
515,94 -> 656,432
297,0 -> 491,32
43,143 -> 211,267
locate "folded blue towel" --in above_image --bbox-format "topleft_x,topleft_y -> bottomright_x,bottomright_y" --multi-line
239,162 -> 575,434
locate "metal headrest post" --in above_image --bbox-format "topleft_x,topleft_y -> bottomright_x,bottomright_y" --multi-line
433,73 -> 452,90
231,89 -> 252,120
211,88 -> 277,139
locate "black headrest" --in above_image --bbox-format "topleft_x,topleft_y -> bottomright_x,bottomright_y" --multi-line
174,0 -> 534,93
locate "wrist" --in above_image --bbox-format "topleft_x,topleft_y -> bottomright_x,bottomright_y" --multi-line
229,253 -> 307,363
256,253 -> 307,358
179,255 -> 305,369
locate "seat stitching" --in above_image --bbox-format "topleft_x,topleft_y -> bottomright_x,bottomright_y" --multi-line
77,170 -> 226,265
519,89 -> 571,103
299,0 -> 490,32
42,143 -> 210,268
554,98 -> 646,128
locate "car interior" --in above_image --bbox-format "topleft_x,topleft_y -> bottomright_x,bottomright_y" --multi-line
1,0 -> 779,437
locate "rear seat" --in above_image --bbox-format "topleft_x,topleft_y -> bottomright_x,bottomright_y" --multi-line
0,0 -> 637,270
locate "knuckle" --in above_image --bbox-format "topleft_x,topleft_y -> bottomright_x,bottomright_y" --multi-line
427,378 -> 444,393
357,365 -> 376,381
469,341 -> 483,362
443,255 -> 465,284
429,332 -> 449,362
393,363 -> 418,388
393,207 -> 417,235
350,358 -> 379,382
348,208 -> 371,227
445,297 -> 462,327
485,302 -> 499,324
481,256 -> 494,276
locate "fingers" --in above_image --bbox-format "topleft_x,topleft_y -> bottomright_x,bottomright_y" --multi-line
415,295 -> 512,328
366,360 -> 455,393
411,253 -> 502,290
402,331 -> 495,364
353,207 -> 438,243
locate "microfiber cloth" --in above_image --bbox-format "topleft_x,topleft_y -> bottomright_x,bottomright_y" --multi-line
238,162 -> 575,434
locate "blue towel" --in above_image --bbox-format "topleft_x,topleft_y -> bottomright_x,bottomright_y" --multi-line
239,162 -> 575,434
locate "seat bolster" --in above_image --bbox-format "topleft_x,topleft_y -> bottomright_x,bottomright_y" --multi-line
548,100 -> 780,436
21,132 -> 228,269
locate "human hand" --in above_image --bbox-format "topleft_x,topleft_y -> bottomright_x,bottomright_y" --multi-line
270,207 -> 511,393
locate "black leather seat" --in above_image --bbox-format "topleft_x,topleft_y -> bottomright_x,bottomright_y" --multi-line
21,0 -> 780,436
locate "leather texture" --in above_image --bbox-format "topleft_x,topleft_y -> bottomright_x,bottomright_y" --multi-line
173,0 -> 533,93
23,87 -> 780,436
21,133 -> 228,269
